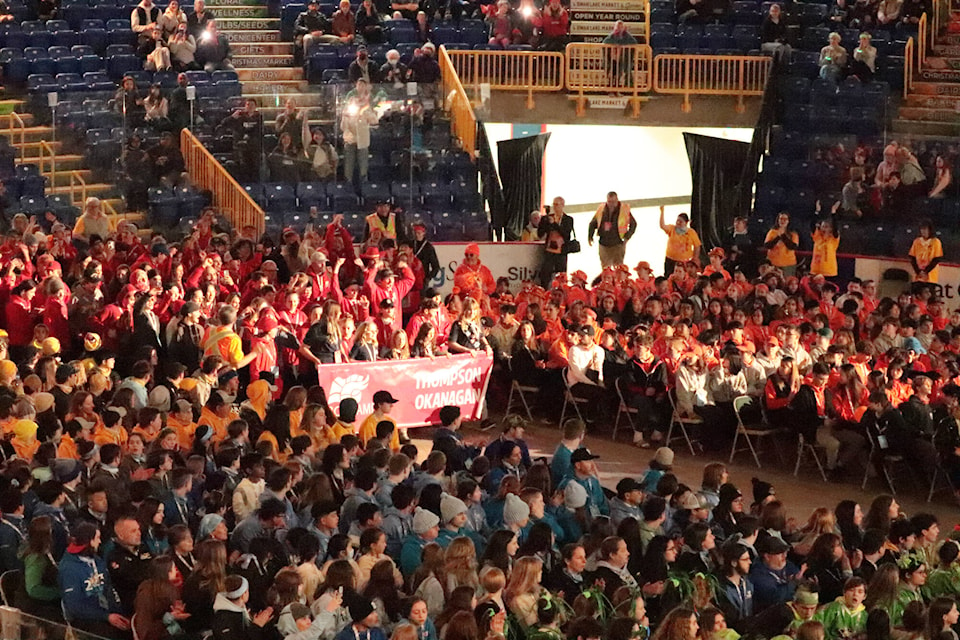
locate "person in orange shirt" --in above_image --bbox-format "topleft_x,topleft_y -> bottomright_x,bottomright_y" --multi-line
168,399 -> 198,450
132,407 -> 163,445
198,391 -> 235,443
763,213 -> 800,276
453,244 -> 496,309
659,206 -> 701,275
93,408 -> 129,450
358,390 -> 400,451
11,419 -> 39,461
202,304 -> 263,370
703,248 -> 731,281
537,301 -> 565,349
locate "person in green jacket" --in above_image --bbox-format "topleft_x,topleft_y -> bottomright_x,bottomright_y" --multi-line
816,577 -> 867,640
891,552 -> 927,626
400,508 -> 440,577
923,540 -> 960,601
20,515 -> 62,621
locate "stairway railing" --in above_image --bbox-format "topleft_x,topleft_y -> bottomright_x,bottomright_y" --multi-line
8,112 -> 25,161
180,127 -> 265,235
38,139 -> 56,185
919,12 -> 928,66
439,45 -> 478,160
904,36 -> 915,99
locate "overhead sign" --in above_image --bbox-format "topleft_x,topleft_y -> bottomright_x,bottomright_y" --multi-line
570,0 -> 646,39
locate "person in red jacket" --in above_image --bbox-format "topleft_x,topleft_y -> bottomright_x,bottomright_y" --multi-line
362,259 -> 415,335
540,0 -> 568,51
42,278 -> 71,352
6,279 -> 39,360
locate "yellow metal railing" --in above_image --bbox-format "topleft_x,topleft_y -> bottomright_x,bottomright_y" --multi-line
69,170 -> 87,205
565,43 -> 653,117
445,48 -> 565,109
905,36 -> 915,98
653,54 -> 771,113
38,139 -> 56,184
919,12 -> 928,66
439,45 -> 477,159
8,112 -> 25,161
180,128 -> 264,236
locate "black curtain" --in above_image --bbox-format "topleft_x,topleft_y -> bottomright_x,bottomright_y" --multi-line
497,132 -> 550,241
683,132 -> 752,249
477,124 -> 506,238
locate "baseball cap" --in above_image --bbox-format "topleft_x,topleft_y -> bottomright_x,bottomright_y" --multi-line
373,390 -> 398,405
616,478 -> 643,496
757,536 -> 790,555
570,447 -> 600,464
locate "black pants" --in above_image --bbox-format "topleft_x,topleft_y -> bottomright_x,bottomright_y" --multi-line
540,251 -> 568,288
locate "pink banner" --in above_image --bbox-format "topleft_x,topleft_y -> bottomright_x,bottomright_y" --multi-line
317,353 -> 494,428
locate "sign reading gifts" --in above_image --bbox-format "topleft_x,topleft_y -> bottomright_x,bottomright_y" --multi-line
317,353 -> 494,428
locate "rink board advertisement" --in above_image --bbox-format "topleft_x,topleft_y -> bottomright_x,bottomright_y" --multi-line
317,353 -> 494,427
429,241 -> 543,293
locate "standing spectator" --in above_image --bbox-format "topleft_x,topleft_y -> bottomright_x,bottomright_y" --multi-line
187,0 -> 215,37
341,86 -> 379,186
539,0 -> 569,51
131,0 -> 161,38
909,220 -> 943,283
59,523 -> 129,638
763,213 -> 799,276
196,20 -> 233,73
158,0 -> 187,38
810,219 -> 839,278
658,205 -> 700,275
380,49 -> 408,90
218,98 -> 263,183
601,22 -> 638,88
408,43 -> 441,106
348,48 -> 380,84
537,197 -> 574,287
589,191 -> 637,268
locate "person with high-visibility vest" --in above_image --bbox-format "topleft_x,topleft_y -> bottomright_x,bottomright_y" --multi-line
201,304 -> 262,370
588,191 -> 637,268
364,200 -> 404,242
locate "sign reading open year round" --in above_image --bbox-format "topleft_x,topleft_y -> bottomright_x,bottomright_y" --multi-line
318,353 -> 495,428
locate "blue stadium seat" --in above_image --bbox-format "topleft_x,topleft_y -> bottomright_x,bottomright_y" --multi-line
19,196 -> 48,214
243,184 -> 266,207
153,70 -> 178,87
81,27 -> 107,54
56,72 -> 87,92
148,187 -> 179,227
731,24 -> 759,50
391,180 -> 419,209
754,185 -> 784,216
676,24 -> 703,50
83,71 -> 114,90
433,212 -> 463,241
422,181 -> 451,211
432,25 -> 459,45
27,73 -> 57,93
732,1 -> 761,24
361,181 -> 390,206
463,211 -> 489,240
296,182 -> 327,210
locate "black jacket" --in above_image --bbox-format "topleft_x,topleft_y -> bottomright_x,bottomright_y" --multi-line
544,564 -> 585,604
431,428 -> 479,474
294,10 -> 329,37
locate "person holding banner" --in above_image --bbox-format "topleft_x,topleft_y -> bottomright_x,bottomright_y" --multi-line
447,298 -> 493,356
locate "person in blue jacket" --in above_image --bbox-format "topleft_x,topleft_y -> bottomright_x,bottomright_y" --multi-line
399,507 -> 441,577
558,448 -> 609,520
748,535 -> 800,613
58,521 -> 130,638
402,597 -> 439,640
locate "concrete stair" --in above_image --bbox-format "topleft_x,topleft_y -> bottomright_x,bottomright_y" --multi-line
213,0 -> 330,134
897,14 -> 960,135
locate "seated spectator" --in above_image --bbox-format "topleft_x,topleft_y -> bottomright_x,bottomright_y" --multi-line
143,84 -> 171,131
876,0 -> 900,27
331,0 -> 357,43
380,49 -> 409,90
901,0 -> 925,25
414,11 -> 432,43
514,0 -> 541,47
268,132 -> 305,184
487,1 -> 517,47
829,0 -> 850,25
158,0 -> 187,39
122,134 -> 151,211
356,0 -> 384,44
147,131 -> 186,186
138,24 -> 173,71
847,0 -> 875,29
168,24 -> 198,72
850,32 -> 876,81
196,20 -> 233,73
348,48 -> 381,84
131,0 -> 161,39
930,155 -> 953,198
819,32 -> 847,83
760,4 -> 790,62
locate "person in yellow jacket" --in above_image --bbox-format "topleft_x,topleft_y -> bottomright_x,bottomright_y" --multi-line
588,191 -> 637,268
364,200 -> 399,241
764,212 -> 800,276
909,220 -> 944,283
328,397 -> 359,442
358,390 -> 400,451
810,219 -> 840,278
659,205 -> 702,276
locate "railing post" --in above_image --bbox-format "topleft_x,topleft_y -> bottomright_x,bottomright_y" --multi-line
682,58 -> 691,113
630,47 -> 641,118
526,54 -> 535,110
736,57 -> 745,113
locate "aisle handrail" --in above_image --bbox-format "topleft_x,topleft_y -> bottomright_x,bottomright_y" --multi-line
180,128 -> 264,235
439,45 -> 478,159
904,37 -> 915,99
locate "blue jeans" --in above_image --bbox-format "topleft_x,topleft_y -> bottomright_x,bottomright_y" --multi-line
343,143 -> 369,184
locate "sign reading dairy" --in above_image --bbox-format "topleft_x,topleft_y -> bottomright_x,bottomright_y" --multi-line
570,0 -> 647,41
318,353 -> 494,428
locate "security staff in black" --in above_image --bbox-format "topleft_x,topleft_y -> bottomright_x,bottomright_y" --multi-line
106,515 -> 154,617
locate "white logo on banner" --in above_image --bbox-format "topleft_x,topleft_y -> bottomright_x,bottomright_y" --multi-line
328,374 -> 369,406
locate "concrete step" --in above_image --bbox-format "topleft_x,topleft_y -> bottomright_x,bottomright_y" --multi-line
898,105 -> 960,122
215,17 -> 280,29
242,80 -> 311,92
923,56 -> 960,70
232,42 -> 295,56
910,80 -> 960,96
48,168 -> 93,187
891,117 -> 960,135
233,54 -> 296,67
237,67 -> 304,82
203,5 -> 270,17
918,67 -> 960,81
903,93 -> 960,109
222,29 -> 283,42
932,44 -> 960,56
38,153 -> 84,172
8,140 -> 63,158
246,91 -> 328,107
206,0 -> 269,6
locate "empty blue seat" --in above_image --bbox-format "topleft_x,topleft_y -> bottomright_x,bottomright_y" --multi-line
56,72 -> 87,91
81,28 -> 107,53
361,182 -> 390,206
107,54 -> 140,79
83,70 -> 114,90
433,212 -> 463,241
296,182 -> 327,210
81,20 -> 106,30
432,25 -> 459,44
19,196 -> 47,214
27,73 -> 56,92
